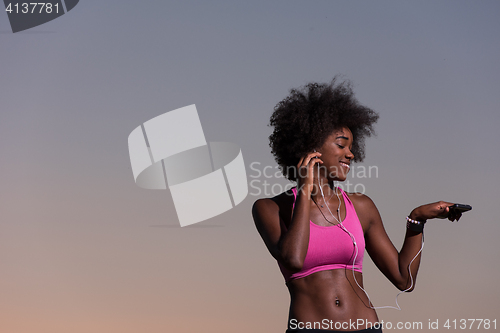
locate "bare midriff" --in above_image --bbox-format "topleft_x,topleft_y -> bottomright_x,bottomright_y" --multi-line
286,269 -> 378,330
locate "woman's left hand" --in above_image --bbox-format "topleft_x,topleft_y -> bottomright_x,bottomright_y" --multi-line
409,201 -> 462,222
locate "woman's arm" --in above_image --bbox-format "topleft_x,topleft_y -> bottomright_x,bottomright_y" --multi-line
252,152 -> 322,272
252,193 -> 310,272
354,194 -> 459,291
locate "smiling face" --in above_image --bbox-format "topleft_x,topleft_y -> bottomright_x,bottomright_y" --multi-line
317,127 -> 354,182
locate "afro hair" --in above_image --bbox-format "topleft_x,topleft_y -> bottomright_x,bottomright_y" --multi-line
269,77 -> 379,182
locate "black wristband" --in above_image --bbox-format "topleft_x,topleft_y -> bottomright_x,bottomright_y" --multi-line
406,221 -> 424,233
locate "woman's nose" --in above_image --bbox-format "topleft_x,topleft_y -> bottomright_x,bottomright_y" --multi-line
346,148 -> 354,160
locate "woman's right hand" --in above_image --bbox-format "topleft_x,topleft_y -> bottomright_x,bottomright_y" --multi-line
296,151 -> 323,196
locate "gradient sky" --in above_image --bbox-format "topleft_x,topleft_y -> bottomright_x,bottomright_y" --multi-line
1,1 -> 499,332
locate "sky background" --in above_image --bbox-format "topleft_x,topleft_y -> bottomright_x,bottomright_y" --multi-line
1,1 -> 499,332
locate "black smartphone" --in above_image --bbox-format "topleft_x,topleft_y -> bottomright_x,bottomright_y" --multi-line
449,204 -> 472,213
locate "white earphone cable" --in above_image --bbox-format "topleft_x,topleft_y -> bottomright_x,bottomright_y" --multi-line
316,162 -> 424,310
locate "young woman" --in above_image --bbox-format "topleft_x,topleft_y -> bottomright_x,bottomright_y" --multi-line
252,78 -> 462,332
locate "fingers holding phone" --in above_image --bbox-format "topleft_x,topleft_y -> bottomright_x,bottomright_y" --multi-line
447,204 -> 472,222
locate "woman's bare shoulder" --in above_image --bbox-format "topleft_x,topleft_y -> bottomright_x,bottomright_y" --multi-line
252,188 -> 295,216
251,188 -> 296,260
345,191 -> 377,210
345,191 -> 381,231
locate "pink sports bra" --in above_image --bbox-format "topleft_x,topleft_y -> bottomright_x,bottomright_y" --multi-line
278,187 -> 365,282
